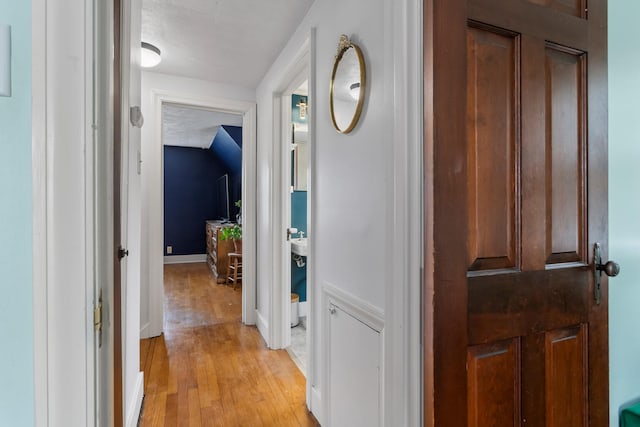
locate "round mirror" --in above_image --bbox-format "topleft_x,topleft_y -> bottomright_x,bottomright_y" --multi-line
330,35 -> 366,134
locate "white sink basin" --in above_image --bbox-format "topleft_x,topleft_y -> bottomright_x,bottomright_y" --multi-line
291,237 -> 308,256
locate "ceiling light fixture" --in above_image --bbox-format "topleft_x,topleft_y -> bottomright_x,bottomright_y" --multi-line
349,82 -> 361,101
296,97 -> 308,119
141,42 -> 161,68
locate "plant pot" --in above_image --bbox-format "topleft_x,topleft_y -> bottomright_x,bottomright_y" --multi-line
233,238 -> 242,253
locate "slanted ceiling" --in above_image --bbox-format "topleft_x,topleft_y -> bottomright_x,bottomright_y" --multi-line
210,125 -> 242,174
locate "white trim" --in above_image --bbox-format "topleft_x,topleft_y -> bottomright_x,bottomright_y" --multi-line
311,386 -> 323,426
125,372 -> 144,427
384,0 -> 424,425
147,90 -> 257,336
38,0 -> 96,424
163,254 -> 207,264
323,282 -> 385,333
256,309 -> 269,343
270,35 -> 310,351
241,104 -> 258,326
140,321 -> 152,339
32,0 -> 48,424
305,27 -> 317,415
84,0 -> 98,424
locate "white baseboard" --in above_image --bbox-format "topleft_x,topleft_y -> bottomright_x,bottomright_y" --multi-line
163,254 -> 207,264
299,301 -> 308,317
126,372 -> 144,427
140,321 -> 151,339
256,309 -> 269,346
311,385 -> 323,426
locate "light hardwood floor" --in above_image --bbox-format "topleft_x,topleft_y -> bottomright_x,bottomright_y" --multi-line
139,263 -> 319,426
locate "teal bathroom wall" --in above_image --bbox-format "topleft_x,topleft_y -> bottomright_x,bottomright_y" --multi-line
0,2 -> 34,425
609,1 -> 640,424
291,190 -> 307,301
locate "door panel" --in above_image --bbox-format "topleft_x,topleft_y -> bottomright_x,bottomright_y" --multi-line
428,0 -> 609,425
544,325 -> 587,427
545,44 -> 587,265
467,339 -> 521,427
467,25 -> 519,272
526,0 -> 586,18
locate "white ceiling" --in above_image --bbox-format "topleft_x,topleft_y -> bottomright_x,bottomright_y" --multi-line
142,0 -> 315,89
162,103 -> 242,149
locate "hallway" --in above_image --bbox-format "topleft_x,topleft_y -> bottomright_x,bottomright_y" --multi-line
139,263 -> 318,426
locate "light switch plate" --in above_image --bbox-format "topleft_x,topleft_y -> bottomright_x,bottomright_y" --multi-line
0,24 -> 10,97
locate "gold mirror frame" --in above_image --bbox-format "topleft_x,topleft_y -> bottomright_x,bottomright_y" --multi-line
329,35 -> 367,134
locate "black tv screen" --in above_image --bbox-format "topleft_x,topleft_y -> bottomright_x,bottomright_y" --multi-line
215,174 -> 230,221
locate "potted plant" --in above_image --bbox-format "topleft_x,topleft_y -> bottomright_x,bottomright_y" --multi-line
219,223 -> 242,252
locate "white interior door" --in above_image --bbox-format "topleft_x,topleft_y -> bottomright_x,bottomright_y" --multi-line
122,0 -> 144,424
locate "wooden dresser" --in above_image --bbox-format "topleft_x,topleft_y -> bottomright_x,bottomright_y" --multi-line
205,221 -> 234,283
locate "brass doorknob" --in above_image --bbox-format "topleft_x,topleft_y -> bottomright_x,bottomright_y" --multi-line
593,243 -> 620,305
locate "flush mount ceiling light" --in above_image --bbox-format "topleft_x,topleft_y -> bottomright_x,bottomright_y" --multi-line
349,82 -> 361,101
141,42 -> 161,68
296,96 -> 307,119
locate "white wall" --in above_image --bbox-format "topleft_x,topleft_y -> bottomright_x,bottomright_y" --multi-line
255,0 -> 422,423
257,0 -> 388,328
140,71 -> 255,337
609,1 -> 640,424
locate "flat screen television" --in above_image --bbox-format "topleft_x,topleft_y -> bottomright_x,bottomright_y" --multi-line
215,174 -> 230,221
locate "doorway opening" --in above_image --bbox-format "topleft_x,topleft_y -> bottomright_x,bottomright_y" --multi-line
140,91 -> 257,342
161,103 -> 244,326
267,40 -> 313,411
286,80 -> 310,376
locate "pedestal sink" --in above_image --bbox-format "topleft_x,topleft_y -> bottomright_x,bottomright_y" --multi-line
290,237 -> 308,256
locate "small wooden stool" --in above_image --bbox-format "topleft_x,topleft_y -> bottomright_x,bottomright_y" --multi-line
226,252 -> 243,290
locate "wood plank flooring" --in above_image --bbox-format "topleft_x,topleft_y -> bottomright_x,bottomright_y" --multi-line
139,263 -> 318,426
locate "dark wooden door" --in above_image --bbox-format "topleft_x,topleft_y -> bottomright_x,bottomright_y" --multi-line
426,0 -> 610,426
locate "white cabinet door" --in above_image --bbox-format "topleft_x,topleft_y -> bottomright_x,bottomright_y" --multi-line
329,305 -> 381,427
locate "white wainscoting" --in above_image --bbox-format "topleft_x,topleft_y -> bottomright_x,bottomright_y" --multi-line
323,282 -> 385,427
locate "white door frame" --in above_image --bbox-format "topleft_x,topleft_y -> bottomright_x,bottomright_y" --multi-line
32,0 -> 104,425
269,30 -> 316,413
269,37 -> 311,350
147,90 -> 258,331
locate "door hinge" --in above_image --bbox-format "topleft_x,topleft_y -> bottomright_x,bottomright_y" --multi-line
94,299 -> 103,332
94,289 -> 103,348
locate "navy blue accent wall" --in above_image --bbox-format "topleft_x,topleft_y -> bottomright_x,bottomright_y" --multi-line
291,190 -> 307,302
211,126 -> 243,218
222,125 -> 243,148
210,126 -> 241,174
164,146 -> 227,255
